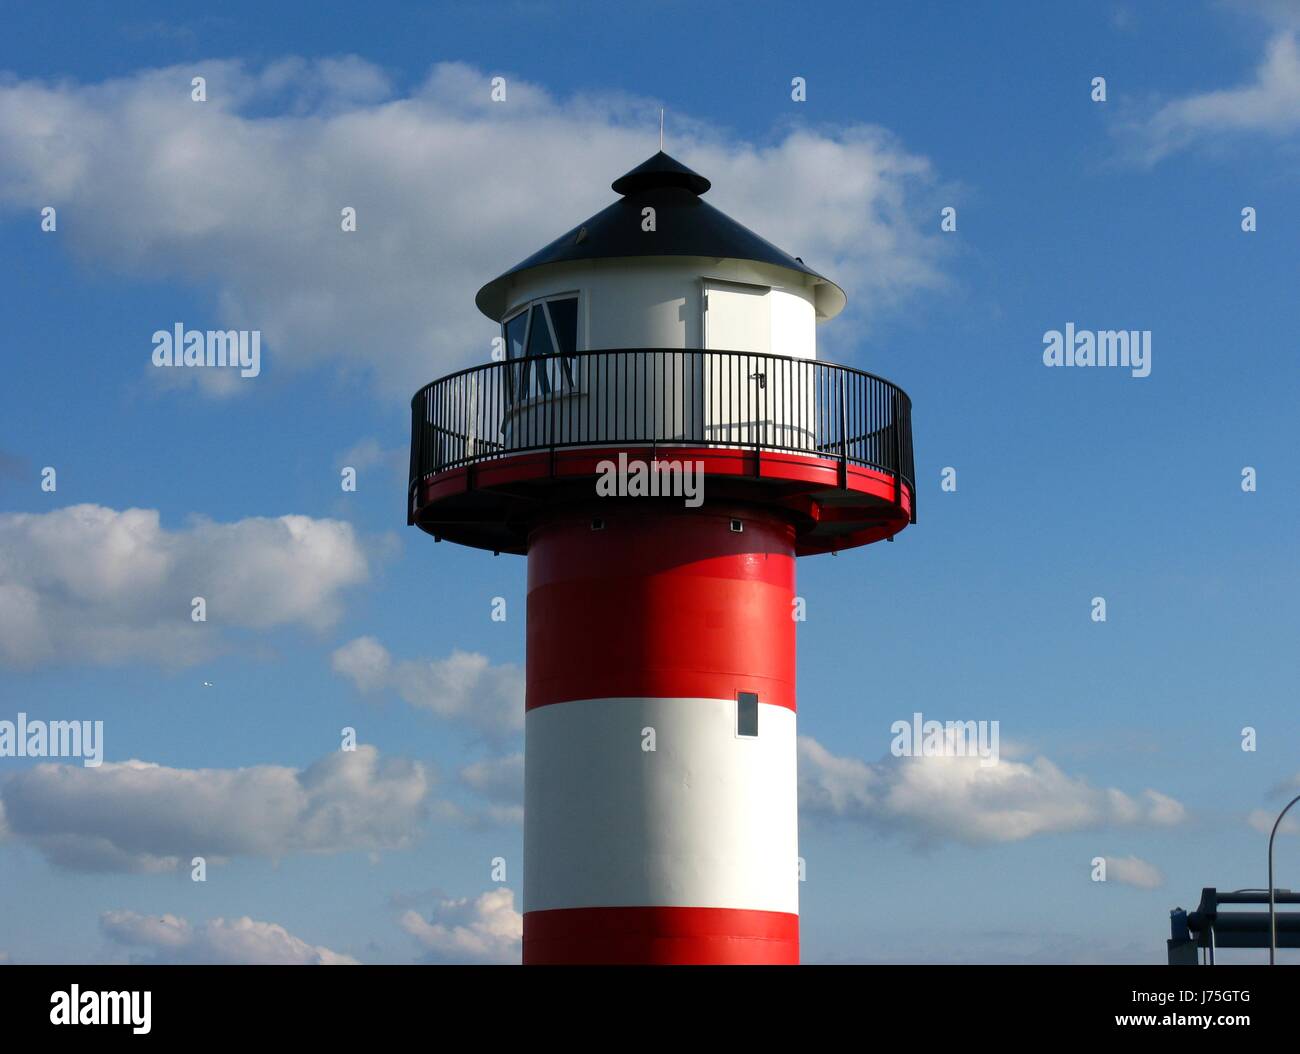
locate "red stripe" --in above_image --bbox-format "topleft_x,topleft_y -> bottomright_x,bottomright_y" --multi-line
422,446 -> 910,519
524,906 -> 799,965
414,445 -> 912,556
526,507 -> 797,710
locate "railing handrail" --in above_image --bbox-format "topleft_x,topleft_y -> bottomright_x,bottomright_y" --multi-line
409,347 -> 916,526
410,346 -> 913,413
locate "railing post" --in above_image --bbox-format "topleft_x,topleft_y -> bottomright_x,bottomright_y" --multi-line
893,391 -> 903,511
548,361 -> 557,478
407,395 -> 418,526
838,371 -> 848,489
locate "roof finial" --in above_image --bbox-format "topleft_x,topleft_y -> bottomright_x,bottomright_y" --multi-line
659,108 -> 664,151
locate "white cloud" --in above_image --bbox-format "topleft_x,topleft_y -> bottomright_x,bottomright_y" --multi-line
1271,771 -> 1300,794
400,887 -> 521,963
798,736 -> 1186,846
102,910 -> 357,964
1225,0 -> 1300,32
0,504 -> 370,669
332,636 -> 523,734
1,745 -> 429,872
456,753 -> 524,826
337,438 -> 405,476
1248,774 -> 1300,834
0,58 -> 944,397
1103,854 -> 1164,890
331,634 -> 392,693
1248,807 -> 1300,835
1128,31 -> 1300,163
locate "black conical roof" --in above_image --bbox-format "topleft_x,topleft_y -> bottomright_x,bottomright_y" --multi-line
474,151 -> 845,320
611,151 -> 712,195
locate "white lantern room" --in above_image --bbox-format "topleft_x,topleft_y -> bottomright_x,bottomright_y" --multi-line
473,152 -> 846,453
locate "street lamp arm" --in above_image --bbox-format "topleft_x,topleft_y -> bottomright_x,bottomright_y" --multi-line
1268,792 -> 1300,965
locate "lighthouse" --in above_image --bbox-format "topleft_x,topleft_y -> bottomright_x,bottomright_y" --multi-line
408,150 -> 915,964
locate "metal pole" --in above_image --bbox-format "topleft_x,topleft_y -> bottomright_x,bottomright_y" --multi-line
1269,792 -> 1300,964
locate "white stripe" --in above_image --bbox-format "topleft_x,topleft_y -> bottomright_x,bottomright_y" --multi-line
524,696 -> 798,913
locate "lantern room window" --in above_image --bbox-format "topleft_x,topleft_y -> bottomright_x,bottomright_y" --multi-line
503,294 -> 578,401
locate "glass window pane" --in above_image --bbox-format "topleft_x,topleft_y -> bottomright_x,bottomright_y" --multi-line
504,312 -> 527,360
547,297 -> 578,357
504,312 -> 527,401
737,692 -> 759,737
526,304 -> 554,358
526,304 -> 552,395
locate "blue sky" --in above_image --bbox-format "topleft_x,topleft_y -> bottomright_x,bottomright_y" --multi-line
1,0 -> 1298,964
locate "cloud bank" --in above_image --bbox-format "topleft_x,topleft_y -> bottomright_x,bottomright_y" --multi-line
0,504 -> 369,669
400,887 -> 521,963
1126,31 -> 1300,163
102,910 -> 357,964
332,635 -> 523,735
0,58 -> 945,396
798,736 -> 1186,846
1,744 -> 428,872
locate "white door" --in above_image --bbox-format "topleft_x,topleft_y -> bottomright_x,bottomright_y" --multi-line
702,280 -> 772,446
703,280 -> 770,353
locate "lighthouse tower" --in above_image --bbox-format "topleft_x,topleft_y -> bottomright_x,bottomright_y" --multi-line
409,151 -> 915,964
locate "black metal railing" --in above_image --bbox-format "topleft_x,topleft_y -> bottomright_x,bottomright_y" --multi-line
409,348 -> 914,522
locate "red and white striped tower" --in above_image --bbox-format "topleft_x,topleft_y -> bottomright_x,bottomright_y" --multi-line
409,152 -> 915,964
